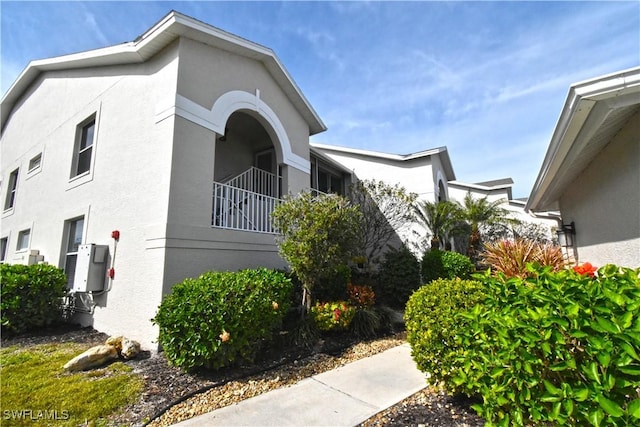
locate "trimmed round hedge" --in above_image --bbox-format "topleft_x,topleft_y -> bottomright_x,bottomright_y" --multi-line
153,268 -> 292,370
405,277 -> 485,390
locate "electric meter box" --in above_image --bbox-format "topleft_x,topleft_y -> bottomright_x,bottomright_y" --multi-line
72,244 -> 109,293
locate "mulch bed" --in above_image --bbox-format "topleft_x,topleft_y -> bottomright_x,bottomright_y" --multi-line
2,323 -> 484,426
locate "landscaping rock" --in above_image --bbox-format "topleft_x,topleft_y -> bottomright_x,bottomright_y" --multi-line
63,344 -> 118,372
63,335 -> 142,371
106,335 -> 141,359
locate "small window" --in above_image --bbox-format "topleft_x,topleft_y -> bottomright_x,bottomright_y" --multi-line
63,217 -> 84,288
28,153 -> 42,172
4,169 -> 19,210
16,229 -> 30,251
0,237 -> 7,262
71,117 -> 95,178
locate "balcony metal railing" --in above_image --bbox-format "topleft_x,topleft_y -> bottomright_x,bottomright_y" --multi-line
212,181 -> 280,233
224,167 -> 279,198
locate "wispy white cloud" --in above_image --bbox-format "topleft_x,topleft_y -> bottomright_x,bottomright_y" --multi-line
83,10 -> 109,47
1,1 -> 638,197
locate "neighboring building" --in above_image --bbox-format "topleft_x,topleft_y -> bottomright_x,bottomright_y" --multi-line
448,179 -> 557,241
311,143 -> 455,202
1,11 -> 327,348
448,178 -> 514,204
526,67 -> 640,268
311,143 -> 456,252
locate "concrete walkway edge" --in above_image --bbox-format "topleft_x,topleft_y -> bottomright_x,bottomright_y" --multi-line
172,343 -> 428,426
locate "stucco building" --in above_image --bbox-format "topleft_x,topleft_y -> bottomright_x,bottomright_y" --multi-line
527,67 -> 640,268
1,11 -> 328,348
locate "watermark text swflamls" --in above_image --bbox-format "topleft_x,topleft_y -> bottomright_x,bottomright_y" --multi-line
3,409 -> 70,421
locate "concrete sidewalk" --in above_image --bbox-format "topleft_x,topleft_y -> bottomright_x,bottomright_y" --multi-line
172,343 -> 428,426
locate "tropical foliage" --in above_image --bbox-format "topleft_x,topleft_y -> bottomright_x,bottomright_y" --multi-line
272,191 -> 362,309
413,200 -> 462,250
481,238 -> 565,278
456,193 -> 515,261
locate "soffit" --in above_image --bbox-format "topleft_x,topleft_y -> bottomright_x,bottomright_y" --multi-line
527,67 -> 640,212
532,103 -> 639,211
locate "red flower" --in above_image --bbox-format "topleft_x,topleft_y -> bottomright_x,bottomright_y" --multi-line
573,262 -> 597,277
334,308 -> 341,321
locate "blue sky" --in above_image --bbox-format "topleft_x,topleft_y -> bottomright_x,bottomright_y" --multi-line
2,1 -> 638,198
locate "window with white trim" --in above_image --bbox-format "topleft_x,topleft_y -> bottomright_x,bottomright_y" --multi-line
28,153 -> 42,173
0,237 -> 7,262
4,168 -> 19,210
16,229 -> 30,251
71,117 -> 95,178
63,217 -> 84,288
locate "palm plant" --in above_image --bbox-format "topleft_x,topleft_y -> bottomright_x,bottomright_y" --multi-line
413,200 -> 462,250
456,193 -> 515,260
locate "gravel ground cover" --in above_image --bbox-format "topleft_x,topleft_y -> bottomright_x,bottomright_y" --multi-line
3,324 -> 483,426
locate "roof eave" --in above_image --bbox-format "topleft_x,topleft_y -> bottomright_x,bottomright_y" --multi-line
1,11 -> 326,135
526,66 -> 640,213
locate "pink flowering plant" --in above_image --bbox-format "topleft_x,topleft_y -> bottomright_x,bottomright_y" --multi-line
311,301 -> 356,331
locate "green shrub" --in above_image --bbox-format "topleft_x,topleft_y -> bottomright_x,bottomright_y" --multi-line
405,278 -> 485,389
310,301 -> 356,332
375,246 -> 421,308
1,263 -> 67,335
314,264 -> 351,302
421,249 -> 474,284
453,264 -> 640,426
153,268 -> 292,370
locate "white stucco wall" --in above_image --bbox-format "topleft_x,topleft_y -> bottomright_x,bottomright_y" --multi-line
316,149 -> 447,255
1,27 -> 323,350
317,150 -> 436,200
176,38 -> 311,164
559,110 -> 640,268
0,43 -> 180,349
447,184 -> 510,205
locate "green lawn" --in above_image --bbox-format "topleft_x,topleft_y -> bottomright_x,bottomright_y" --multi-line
0,342 -> 143,426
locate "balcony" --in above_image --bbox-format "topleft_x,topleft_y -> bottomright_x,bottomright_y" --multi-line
212,167 -> 280,234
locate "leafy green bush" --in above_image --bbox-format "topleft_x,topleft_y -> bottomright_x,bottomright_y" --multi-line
421,249 -> 474,284
314,264 -> 351,302
405,278 -> 485,388
310,301 -> 356,331
1,263 -> 67,335
153,268 -> 292,370
375,246 -> 421,308
453,264 -> 640,426
272,192 -> 362,310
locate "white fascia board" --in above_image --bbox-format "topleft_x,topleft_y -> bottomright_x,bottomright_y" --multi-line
526,66 -> 640,213
311,142 -> 446,161
448,180 -> 513,192
147,12 -> 327,135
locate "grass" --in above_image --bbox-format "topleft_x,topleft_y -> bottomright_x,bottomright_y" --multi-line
0,342 -> 143,426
